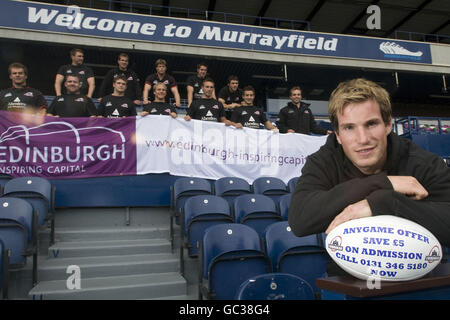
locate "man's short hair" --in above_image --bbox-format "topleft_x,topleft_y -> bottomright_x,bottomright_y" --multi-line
8,62 -> 28,76
242,85 -> 255,94
328,78 -> 392,132
70,48 -> 84,56
197,62 -> 208,70
118,53 -> 129,60
202,77 -> 214,86
227,75 -> 239,83
113,75 -> 128,84
289,86 -> 302,95
155,58 -> 167,67
65,74 -> 81,82
153,82 -> 167,92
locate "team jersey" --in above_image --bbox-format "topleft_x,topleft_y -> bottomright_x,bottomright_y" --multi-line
186,75 -> 206,101
143,102 -> 176,116
98,95 -> 137,118
218,86 -> 243,105
187,98 -> 225,122
48,94 -> 97,117
57,64 -> 94,95
99,68 -> 141,101
144,73 -> 177,102
231,105 -> 268,129
0,87 -> 47,112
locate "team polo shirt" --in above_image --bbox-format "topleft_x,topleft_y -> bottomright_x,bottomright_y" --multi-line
48,94 -> 98,117
0,87 -> 47,112
231,105 -> 268,129
143,102 -> 177,116
145,73 -> 177,102
57,64 -> 94,95
186,75 -> 205,101
187,98 -> 225,122
98,94 -> 137,118
218,86 -> 243,105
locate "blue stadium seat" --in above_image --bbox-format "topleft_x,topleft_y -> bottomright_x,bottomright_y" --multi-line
2,177 -> 55,244
287,176 -> 298,193
264,221 -> 329,296
0,197 -> 38,286
199,223 -> 272,300
213,177 -> 251,209
278,194 -> 291,221
179,195 -> 233,275
252,177 -> 289,203
0,174 -> 12,196
235,272 -> 314,300
234,194 -> 283,238
0,238 -> 9,300
170,177 -> 212,249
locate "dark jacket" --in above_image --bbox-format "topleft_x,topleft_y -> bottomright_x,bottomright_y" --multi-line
288,132 -> 450,247
276,102 -> 327,135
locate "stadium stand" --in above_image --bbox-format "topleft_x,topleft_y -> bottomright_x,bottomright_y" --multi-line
213,177 -> 252,209
235,272 -> 314,300
0,174 -> 12,196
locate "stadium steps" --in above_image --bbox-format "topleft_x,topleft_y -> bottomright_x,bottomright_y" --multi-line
23,208 -> 195,300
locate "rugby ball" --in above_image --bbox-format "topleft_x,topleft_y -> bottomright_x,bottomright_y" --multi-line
326,215 -> 442,281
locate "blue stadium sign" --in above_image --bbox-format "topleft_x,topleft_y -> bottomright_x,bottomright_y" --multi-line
0,0 -> 432,64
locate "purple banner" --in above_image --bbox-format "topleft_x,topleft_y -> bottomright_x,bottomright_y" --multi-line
0,111 -> 137,179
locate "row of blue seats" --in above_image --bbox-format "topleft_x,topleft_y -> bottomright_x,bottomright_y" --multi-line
198,222 -> 329,300
0,176 -> 55,300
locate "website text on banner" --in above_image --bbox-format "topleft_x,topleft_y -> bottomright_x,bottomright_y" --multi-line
0,112 -> 327,182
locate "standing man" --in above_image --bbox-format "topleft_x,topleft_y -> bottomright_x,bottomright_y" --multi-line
98,53 -> 141,105
0,62 -> 47,114
97,75 -> 137,118
55,48 -> 95,98
143,58 -> 181,107
47,75 -> 97,117
218,75 -> 243,119
288,78 -> 450,250
277,86 -> 331,135
186,62 -> 216,107
141,83 -> 177,118
230,85 -> 278,132
184,78 -> 230,126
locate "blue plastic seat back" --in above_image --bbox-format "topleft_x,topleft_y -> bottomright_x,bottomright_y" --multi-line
233,194 -> 278,222
279,194 -> 291,220
252,177 -> 288,195
287,177 -> 299,193
202,223 -> 263,279
0,238 -> 4,290
0,197 -> 34,242
214,177 -> 251,196
235,273 -> 315,300
265,221 -> 329,293
0,227 -> 26,266
173,177 -> 212,214
3,177 -> 52,202
0,174 -> 12,195
184,195 -> 233,256
202,223 -> 271,299
3,177 -> 52,226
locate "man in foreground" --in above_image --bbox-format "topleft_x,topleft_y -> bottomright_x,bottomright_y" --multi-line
288,78 -> 450,248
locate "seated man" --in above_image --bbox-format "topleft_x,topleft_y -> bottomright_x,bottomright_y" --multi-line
141,83 -> 177,118
230,85 -> 278,132
47,75 -> 97,117
184,78 -> 230,126
0,62 -> 47,114
218,75 -> 243,119
288,79 -> 450,252
97,75 -> 137,118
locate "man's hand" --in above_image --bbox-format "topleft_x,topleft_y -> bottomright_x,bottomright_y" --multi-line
325,199 -> 372,234
387,176 -> 428,200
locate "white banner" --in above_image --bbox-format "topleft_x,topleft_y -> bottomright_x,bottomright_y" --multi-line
136,115 -> 327,183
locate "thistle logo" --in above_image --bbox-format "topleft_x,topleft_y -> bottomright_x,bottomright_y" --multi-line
379,41 -> 423,61
425,245 -> 441,263
0,115 -> 136,177
328,236 -> 343,252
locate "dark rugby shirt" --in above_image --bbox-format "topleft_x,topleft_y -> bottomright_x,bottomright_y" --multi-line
187,98 -> 225,122
98,95 -> 137,118
143,102 -> 176,116
231,105 -> 268,129
0,87 -> 47,112
48,94 -> 97,117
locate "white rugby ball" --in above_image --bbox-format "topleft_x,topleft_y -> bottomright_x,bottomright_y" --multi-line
326,215 -> 442,281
